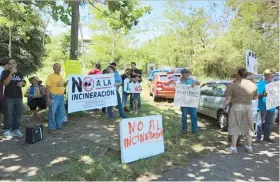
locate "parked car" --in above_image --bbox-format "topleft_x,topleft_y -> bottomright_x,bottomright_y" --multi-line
148,69 -> 169,82
198,81 -> 230,131
149,72 -> 181,101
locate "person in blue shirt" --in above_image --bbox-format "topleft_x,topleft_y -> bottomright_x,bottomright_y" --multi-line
178,69 -> 200,134
106,63 -> 127,120
256,69 -> 276,143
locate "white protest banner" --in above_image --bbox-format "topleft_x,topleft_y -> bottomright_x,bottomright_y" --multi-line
67,74 -> 118,113
174,84 -> 200,108
120,115 -> 164,164
245,49 -> 258,74
266,81 -> 280,110
123,78 -> 142,93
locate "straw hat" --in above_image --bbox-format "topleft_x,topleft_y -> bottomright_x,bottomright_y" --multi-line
28,76 -> 42,85
263,69 -> 274,75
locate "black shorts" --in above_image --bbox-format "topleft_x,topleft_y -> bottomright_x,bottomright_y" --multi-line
28,98 -> 46,111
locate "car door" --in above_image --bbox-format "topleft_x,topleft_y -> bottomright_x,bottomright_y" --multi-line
210,83 -> 228,119
199,84 -> 214,116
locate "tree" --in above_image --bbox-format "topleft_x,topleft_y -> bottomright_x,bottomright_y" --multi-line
0,0 -> 46,75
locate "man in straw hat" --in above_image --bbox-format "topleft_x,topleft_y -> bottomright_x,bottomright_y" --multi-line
25,76 -> 46,122
255,69 -> 276,143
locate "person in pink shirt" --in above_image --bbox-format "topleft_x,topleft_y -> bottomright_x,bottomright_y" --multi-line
88,63 -> 102,75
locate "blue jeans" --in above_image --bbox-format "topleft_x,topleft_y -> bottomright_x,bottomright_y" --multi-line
130,93 -> 141,109
122,90 -> 129,108
256,110 -> 275,140
3,98 -> 23,130
48,94 -> 64,130
107,89 -> 126,119
181,107 -> 198,133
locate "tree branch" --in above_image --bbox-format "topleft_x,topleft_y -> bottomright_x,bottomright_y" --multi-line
88,1 -> 103,12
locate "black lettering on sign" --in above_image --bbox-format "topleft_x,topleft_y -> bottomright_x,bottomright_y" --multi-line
72,77 -> 82,93
97,80 -> 101,87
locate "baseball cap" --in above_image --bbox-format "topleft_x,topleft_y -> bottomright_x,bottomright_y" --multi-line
181,68 -> 190,74
263,69 -> 274,75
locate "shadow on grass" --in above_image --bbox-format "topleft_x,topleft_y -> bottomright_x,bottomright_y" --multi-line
32,100 -> 228,181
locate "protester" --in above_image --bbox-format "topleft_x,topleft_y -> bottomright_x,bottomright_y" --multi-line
130,62 -> 142,111
178,68 -> 200,134
101,68 -> 109,114
88,63 -> 102,75
1,58 -> 26,139
25,76 -> 46,122
45,63 -> 66,134
121,68 -> 132,112
0,58 -> 8,124
225,72 -> 242,146
106,63 -> 127,119
255,69 -> 276,143
223,68 -> 258,154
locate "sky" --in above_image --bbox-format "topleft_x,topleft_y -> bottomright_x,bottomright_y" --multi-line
46,0 -> 227,45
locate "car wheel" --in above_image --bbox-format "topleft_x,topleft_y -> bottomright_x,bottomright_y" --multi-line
153,92 -> 160,102
218,111 -> 228,131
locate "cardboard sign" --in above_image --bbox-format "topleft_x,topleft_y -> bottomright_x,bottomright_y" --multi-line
123,78 -> 142,93
245,50 -> 258,74
67,74 -> 118,113
174,84 -> 200,108
266,81 -> 280,110
65,60 -> 82,79
120,115 -> 164,164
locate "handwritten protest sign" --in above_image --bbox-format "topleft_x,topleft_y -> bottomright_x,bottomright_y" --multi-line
245,49 -> 258,74
120,115 -> 164,164
174,84 -> 200,108
67,74 -> 117,113
123,78 -> 142,93
266,81 -> 280,110
65,60 -> 82,79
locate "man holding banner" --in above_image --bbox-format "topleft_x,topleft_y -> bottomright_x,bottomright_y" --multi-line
177,69 -> 200,134
256,69 -> 276,143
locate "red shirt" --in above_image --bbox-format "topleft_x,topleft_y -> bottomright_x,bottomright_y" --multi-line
88,69 -> 102,75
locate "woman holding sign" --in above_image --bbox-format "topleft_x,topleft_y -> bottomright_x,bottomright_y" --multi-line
178,69 -> 200,135
106,64 -> 128,120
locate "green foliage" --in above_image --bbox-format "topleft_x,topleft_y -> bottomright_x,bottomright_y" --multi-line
0,0 -> 45,75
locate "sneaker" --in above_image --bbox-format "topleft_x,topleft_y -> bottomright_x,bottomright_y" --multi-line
3,130 -> 13,139
12,129 -> 23,138
63,116 -> 68,123
255,138 -> 261,143
124,107 -> 129,112
225,147 -> 238,154
245,145 -> 253,154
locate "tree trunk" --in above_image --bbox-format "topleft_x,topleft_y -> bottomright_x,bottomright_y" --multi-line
70,1 -> 80,60
8,26 -> 12,58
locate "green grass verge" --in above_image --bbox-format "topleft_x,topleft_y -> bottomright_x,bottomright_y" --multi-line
34,98 -> 227,181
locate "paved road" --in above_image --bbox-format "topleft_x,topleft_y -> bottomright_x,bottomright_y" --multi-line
155,139 -> 279,181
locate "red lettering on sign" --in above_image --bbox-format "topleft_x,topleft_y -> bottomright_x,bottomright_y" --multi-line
128,122 -> 135,135
137,121 -> 143,131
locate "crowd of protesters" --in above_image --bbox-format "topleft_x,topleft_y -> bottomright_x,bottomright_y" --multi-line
0,58 -> 143,138
0,57 -> 277,152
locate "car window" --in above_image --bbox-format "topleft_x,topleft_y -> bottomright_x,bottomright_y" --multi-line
213,84 -> 227,97
159,75 -> 168,81
200,84 -> 214,96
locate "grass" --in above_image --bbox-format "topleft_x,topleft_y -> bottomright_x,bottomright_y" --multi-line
34,100 -> 227,181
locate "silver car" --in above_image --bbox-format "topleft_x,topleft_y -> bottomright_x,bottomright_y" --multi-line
198,81 -> 231,131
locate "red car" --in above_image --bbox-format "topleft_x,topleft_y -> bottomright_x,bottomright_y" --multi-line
149,72 -> 181,102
